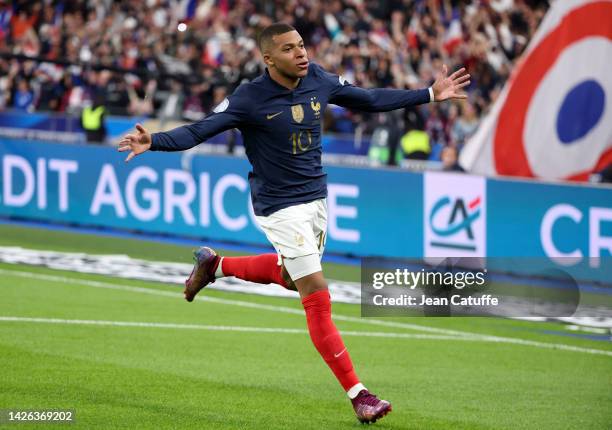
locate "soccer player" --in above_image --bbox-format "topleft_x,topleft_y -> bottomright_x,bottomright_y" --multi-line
119,22 -> 469,424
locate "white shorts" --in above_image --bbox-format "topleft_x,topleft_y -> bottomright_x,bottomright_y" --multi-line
255,199 -> 327,281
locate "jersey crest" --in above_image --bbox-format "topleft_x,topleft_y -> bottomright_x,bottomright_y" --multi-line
291,104 -> 304,123
310,97 -> 321,118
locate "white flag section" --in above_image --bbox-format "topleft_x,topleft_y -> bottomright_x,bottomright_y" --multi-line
460,0 -> 612,181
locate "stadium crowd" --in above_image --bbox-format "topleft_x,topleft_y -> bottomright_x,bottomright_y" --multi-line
0,0 -> 549,161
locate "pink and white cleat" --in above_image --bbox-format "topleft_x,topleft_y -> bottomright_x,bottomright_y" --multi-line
183,247 -> 220,302
351,390 -> 392,424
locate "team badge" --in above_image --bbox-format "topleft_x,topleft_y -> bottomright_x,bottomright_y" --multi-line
291,104 -> 304,123
310,97 -> 321,118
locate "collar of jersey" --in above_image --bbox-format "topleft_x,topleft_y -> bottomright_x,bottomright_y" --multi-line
264,68 -> 305,92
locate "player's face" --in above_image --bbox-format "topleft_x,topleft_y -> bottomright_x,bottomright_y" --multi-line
268,31 -> 309,78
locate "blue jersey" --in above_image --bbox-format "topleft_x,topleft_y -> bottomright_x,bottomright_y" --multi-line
151,63 -> 431,216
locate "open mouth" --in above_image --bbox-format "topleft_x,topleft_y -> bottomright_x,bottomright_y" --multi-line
297,61 -> 309,70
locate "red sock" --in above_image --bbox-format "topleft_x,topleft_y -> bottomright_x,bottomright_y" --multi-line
221,254 -> 289,288
302,290 -> 360,392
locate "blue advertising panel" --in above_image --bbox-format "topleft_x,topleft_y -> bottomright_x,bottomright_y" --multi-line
1,140 -> 610,283
422,171 -> 611,283
487,178 -> 612,283
0,140 -> 423,258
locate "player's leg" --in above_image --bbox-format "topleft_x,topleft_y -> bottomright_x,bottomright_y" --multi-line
314,200 -> 392,422
283,199 -> 362,395
183,204 -> 311,300
215,253 -> 296,290
293,267 -> 360,390
289,261 -> 391,423
184,249 -> 295,301
283,201 -> 391,422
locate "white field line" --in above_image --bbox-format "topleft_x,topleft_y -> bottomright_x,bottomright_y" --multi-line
1,268 -> 612,357
0,316 -> 462,340
1,316 -> 611,357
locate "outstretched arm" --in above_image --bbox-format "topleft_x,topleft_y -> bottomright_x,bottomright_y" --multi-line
327,64 -> 470,111
117,90 -> 249,162
119,119 -> 229,163
330,84 -> 431,112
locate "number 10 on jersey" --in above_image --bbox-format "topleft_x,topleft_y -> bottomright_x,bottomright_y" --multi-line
290,131 -> 312,154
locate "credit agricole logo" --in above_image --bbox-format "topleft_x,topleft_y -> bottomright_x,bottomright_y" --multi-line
424,173 -> 486,257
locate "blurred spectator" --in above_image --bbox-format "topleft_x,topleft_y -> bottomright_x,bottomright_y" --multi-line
10,8 -> 36,40
81,93 -> 107,144
158,79 -> 185,128
451,101 -> 480,147
425,104 -> 447,161
441,145 -> 465,172
12,78 -> 34,111
105,76 -> 131,116
401,128 -> 430,161
0,1 -> 11,41
182,81 -> 206,122
128,78 -> 157,116
36,68 -> 63,111
0,59 -> 15,109
367,112 -> 402,166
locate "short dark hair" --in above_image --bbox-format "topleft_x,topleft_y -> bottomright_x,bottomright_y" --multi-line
257,22 -> 297,52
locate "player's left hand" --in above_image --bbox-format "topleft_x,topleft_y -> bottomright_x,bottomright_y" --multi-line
431,65 -> 471,101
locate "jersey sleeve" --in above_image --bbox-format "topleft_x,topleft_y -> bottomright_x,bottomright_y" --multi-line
316,64 -> 432,112
150,86 -> 250,152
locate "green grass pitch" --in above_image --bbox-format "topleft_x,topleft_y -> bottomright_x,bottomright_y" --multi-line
0,223 -> 610,429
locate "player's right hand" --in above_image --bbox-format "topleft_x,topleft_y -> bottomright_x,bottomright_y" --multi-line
118,123 -> 152,162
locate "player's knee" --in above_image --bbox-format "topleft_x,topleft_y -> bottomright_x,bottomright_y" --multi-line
294,271 -> 328,298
